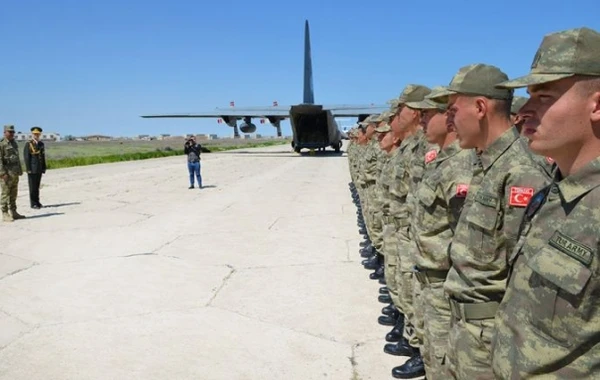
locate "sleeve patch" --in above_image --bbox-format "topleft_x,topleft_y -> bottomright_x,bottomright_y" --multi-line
456,184 -> 469,198
425,149 -> 438,164
509,186 -> 535,207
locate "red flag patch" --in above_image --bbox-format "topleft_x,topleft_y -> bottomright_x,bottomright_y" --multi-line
425,149 -> 437,164
509,186 -> 534,207
456,184 -> 469,198
546,156 -> 554,164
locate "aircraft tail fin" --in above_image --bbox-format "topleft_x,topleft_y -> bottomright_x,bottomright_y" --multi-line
303,20 -> 315,105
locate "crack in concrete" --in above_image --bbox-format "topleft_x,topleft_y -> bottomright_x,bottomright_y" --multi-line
152,235 -> 183,254
122,252 -> 156,258
267,217 -> 280,230
349,344 -> 361,380
0,262 -> 39,282
205,265 -> 236,307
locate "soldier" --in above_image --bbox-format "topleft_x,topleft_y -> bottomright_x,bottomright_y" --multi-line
382,84 -> 431,379
0,125 -> 25,222
358,113 -> 390,281
23,126 -> 47,209
372,120 -> 403,327
510,95 -> 528,131
492,26 -> 600,378
404,87 -> 473,379
428,64 -> 552,379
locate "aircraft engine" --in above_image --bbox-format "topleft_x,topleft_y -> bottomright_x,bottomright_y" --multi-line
239,116 -> 257,133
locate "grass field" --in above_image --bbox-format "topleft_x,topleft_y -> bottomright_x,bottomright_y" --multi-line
14,138 -> 291,169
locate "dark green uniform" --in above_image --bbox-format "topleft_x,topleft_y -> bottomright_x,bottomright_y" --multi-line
24,136 -> 46,208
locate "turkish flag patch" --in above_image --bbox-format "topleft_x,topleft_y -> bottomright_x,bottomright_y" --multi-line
425,149 -> 437,164
509,186 -> 534,207
456,184 -> 469,198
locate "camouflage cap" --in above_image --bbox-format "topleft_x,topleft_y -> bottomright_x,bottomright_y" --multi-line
497,27 -> 600,89
373,110 -> 395,123
425,86 -> 450,104
375,122 -> 392,133
511,96 -> 528,114
3,125 -> 15,132
430,64 -> 512,100
399,85 -> 432,103
358,114 -> 379,126
407,86 -> 448,111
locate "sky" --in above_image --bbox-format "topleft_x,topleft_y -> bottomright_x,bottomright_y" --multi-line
1,0 -> 599,138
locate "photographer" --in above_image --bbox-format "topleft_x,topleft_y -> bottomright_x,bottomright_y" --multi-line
184,135 -> 203,189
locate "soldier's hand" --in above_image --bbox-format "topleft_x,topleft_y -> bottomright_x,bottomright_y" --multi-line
1,174 -> 7,182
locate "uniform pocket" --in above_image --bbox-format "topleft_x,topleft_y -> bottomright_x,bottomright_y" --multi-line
526,247 -> 591,346
465,200 -> 499,262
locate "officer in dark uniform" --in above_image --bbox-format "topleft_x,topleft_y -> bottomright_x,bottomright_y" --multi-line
23,126 -> 46,208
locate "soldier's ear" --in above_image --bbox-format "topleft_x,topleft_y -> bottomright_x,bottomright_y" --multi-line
590,90 -> 600,123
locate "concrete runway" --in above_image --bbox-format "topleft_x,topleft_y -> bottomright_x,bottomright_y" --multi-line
0,143 -> 413,380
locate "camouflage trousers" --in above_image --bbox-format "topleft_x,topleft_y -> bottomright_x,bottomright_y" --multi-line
369,211 -> 384,251
420,282 -> 452,380
381,224 -> 400,308
395,227 -> 418,347
447,315 -> 495,379
1,175 -> 19,212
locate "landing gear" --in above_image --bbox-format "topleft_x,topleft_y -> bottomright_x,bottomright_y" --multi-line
333,141 -> 342,153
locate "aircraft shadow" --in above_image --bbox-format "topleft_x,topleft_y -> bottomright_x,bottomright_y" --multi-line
42,202 -> 82,208
24,212 -> 65,219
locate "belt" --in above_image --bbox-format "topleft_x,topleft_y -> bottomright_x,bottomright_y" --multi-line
449,299 -> 499,321
414,269 -> 448,284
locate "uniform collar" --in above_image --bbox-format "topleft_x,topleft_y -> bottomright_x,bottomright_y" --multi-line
479,126 -> 520,171
435,139 -> 461,164
556,156 -> 600,203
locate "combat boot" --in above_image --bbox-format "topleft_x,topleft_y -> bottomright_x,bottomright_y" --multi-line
391,350 -> 425,379
3,211 -> 13,222
11,210 -> 26,220
384,336 -> 415,357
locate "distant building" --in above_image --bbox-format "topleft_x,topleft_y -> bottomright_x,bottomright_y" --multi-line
208,134 -> 219,140
84,135 -> 112,141
14,131 -> 62,142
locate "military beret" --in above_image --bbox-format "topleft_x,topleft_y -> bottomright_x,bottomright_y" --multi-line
31,126 -> 43,134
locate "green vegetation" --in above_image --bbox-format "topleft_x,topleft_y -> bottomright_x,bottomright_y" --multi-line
17,138 -> 290,170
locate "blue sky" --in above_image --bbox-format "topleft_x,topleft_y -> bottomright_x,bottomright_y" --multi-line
1,0 -> 598,138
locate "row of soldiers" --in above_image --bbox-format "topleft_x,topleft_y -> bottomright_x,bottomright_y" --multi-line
346,27 -> 600,379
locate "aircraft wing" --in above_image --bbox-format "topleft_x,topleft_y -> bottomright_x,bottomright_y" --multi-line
323,104 -> 391,117
141,106 -> 292,119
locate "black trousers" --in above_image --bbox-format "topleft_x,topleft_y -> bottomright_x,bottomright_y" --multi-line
28,173 -> 43,206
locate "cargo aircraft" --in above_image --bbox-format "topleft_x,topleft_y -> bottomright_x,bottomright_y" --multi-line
141,20 -> 388,153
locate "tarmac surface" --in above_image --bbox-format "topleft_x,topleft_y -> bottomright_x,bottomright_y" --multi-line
0,143 -> 416,380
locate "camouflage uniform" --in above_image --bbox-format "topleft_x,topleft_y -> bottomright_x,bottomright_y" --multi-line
429,64 -> 553,379
491,27 -> 600,379
0,125 -> 24,221
406,92 -> 474,379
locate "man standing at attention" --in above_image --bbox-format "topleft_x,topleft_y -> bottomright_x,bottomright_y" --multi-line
24,126 -> 47,208
429,64 -> 552,379
492,26 -> 600,379
0,125 -> 26,222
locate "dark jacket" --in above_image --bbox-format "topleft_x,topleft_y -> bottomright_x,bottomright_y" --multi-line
184,142 -> 202,162
23,139 -> 46,174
